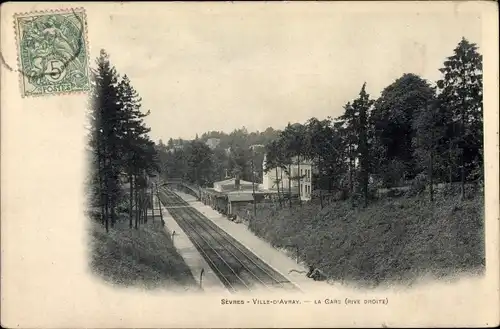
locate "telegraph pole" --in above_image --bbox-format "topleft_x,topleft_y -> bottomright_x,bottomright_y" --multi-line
151,183 -> 155,222
156,184 -> 164,226
251,153 -> 256,217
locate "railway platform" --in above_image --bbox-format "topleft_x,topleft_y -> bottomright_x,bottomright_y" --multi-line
173,191 -> 330,292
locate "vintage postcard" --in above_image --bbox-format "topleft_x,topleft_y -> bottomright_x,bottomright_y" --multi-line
1,1 -> 499,328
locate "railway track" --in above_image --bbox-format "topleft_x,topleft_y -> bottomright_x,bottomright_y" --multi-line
158,188 -> 299,293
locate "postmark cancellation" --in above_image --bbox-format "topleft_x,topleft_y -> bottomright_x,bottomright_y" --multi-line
14,8 -> 90,97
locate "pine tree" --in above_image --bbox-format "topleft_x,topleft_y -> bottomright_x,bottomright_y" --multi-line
337,83 -> 374,207
352,83 -> 374,207
87,49 -> 122,232
337,102 -> 358,197
88,50 -> 158,232
117,75 -> 152,228
436,38 -> 483,199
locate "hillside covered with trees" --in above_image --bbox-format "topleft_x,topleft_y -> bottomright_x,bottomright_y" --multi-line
157,127 -> 280,186
159,38 -> 485,286
160,38 -> 483,206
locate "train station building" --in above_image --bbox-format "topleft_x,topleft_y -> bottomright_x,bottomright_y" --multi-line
201,178 -> 257,215
200,153 -> 316,216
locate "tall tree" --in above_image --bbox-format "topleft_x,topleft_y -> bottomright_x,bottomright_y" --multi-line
337,102 -> 358,197
352,83 -> 374,207
184,140 -> 214,186
436,38 -> 483,199
264,139 -> 287,208
370,73 -> 435,187
281,123 -> 308,206
87,49 -> 122,232
323,121 -> 348,195
306,117 -> 332,208
88,50 -> 158,232
117,74 -> 153,228
413,96 -> 446,201
337,83 -> 374,206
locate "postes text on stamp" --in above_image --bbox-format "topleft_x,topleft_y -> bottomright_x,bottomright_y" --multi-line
14,8 -> 90,97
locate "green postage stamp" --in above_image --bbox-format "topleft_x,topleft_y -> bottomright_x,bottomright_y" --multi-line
14,8 -> 90,97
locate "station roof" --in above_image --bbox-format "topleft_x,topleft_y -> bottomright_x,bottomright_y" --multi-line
214,178 -> 254,186
227,192 -> 254,202
203,188 -> 226,197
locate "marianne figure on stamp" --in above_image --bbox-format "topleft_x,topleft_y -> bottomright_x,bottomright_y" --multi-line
41,16 -> 82,67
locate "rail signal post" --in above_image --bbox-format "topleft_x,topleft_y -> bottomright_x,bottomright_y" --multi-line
251,155 -> 256,217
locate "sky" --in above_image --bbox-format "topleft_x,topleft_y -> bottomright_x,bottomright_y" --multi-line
86,2 -> 483,142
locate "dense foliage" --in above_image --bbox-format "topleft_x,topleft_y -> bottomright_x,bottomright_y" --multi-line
87,50 -> 159,232
159,38 -> 483,207
157,127 -> 279,186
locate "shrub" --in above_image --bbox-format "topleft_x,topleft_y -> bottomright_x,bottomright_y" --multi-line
406,172 -> 427,197
381,160 -> 407,187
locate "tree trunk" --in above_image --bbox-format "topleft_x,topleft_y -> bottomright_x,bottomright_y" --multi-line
138,189 -> 142,224
318,156 -> 323,209
144,188 -> 148,224
110,200 -> 116,228
140,189 -> 145,224
448,138 -> 453,185
429,147 -> 434,202
129,173 -> 133,228
104,187 -> 109,233
96,139 -> 105,225
150,186 -> 154,222
104,156 -> 109,233
110,172 -> 116,228
134,174 -> 139,229
288,164 -> 292,208
460,145 -> 465,200
460,72 -> 467,201
280,169 -> 284,197
275,166 -> 282,208
349,153 -> 355,209
348,146 -> 354,196
98,168 -> 105,225
362,162 -> 368,208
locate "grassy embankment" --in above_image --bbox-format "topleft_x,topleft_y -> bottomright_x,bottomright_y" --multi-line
234,185 -> 485,288
89,213 -> 199,292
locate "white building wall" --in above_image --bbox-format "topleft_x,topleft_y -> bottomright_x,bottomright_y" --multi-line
262,155 -> 313,201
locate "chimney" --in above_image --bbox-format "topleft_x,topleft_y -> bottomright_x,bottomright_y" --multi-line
234,172 -> 241,190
